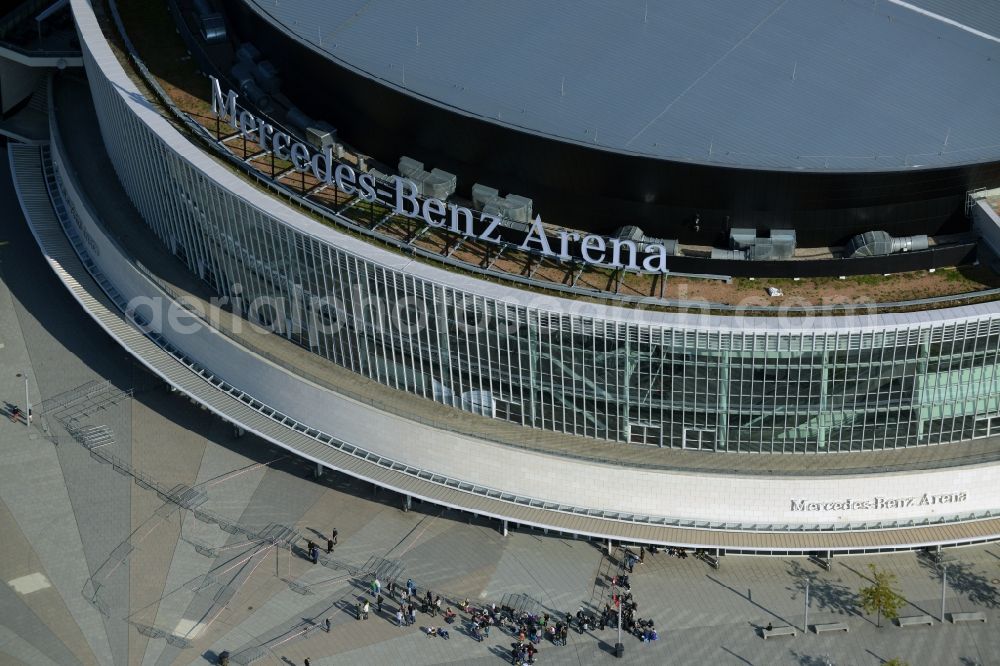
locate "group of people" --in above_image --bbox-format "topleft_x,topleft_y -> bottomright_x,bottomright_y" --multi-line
609,547 -> 660,643
509,640 -> 538,665
304,529 -> 338,565
424,625 -> 450,639
6,404 -> 30,423
341,547 -> 661,657
644,544 -> 689,559
614,594 -> 657,643
394,603 -> 417,626
466,611 -> 491,641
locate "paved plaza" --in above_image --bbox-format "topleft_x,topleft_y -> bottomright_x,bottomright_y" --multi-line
0,155 -> 998,666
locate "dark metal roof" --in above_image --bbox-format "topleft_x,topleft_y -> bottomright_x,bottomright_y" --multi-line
243,0 -> 1000,171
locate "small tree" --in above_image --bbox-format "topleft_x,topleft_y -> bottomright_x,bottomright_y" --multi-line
859,564 -> 905,627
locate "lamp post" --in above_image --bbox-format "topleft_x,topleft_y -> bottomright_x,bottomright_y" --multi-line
937,557 -> 956,624
23,372 -> 29,431
804,579 -> 810,633
940,564 -> 947,623
611,579 -> 623,658
617,588 -> 622,649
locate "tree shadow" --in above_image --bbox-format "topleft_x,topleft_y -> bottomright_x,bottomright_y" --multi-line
706,575 -> 795,627
721,646 -> 753,665
790,650 -> 833,666
488,645 -> 513,661
785,561 -> 861,619
917,557 -> 999,609
864,649 -> 888,663
451,620 -> 483,643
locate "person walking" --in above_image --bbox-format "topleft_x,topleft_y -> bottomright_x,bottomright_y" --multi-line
326,537 -> 333,554
304,659 -> 310,666
310,545 -> 318,564
406,578 -> 415,599
377,593 -> 384,614
331,528 -> 338,545
396,608 -> 404,627
362,600 -> 370,620
325,617 -> 331,633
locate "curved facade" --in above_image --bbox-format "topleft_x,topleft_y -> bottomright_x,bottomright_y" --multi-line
77,14 -> 1000,456
17,0 -> 1000,552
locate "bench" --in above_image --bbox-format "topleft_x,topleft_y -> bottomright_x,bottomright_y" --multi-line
762,625 -> 797,639
950,612 -> 987,624
813,622 -> 849,634
897,615 -> 934,627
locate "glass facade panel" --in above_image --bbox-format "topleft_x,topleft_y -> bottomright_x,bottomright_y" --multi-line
80,46 -> 1000,454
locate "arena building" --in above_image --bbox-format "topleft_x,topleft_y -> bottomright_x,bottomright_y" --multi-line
4,0 -> 1000,556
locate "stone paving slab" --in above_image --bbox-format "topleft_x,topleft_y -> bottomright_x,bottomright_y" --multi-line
0,624 -> 65,666
139,449 -> 270,666
0,497 -> 97,666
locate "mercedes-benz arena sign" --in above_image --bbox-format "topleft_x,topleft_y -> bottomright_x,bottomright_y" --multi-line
211,77 -> 672,275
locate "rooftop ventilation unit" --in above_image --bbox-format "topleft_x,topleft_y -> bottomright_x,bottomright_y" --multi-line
230,62 -> 254,89
770,230 -> 796,258
471,184 -> 499,209
612,225 -> 678,256
230,63 -> 272,113
235,42 -> 260,65
285,107 -> 314,134
844,231 -> 928,258
727,228 -> 796,259
729,228 -> 757,250
193,0 -> 226,43
711,248 -> 746,260
472,183 -> 533,224
397,157 -> 456,199
398,156 -> 424,179
254,60 -> 281,94
305,123 -> 337,151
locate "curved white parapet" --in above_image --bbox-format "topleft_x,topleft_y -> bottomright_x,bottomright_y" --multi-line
40,120 -> 1000,533
51,0 -> 1000,542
